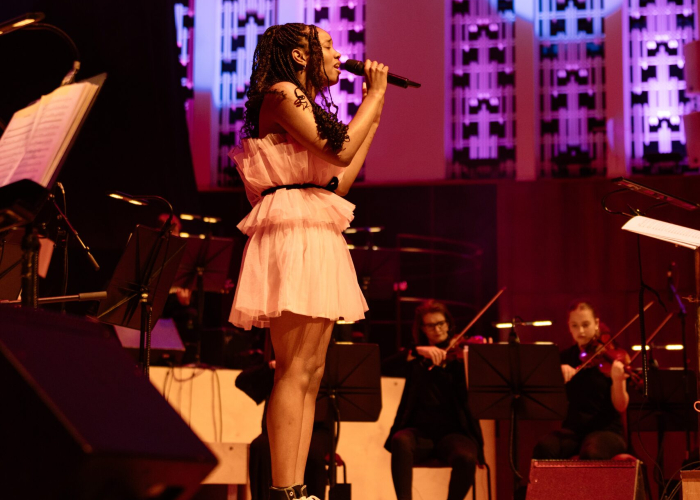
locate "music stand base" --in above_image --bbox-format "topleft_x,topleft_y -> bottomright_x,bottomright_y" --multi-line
329,483 -> 351,500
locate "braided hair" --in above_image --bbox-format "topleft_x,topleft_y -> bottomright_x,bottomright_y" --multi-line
241,23 -> 349,154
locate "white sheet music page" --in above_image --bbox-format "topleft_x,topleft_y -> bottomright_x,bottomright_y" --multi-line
622,216 -> 700,250
0,101 -> 40,186
0,81 -> 97,188
44,82 -> 98,185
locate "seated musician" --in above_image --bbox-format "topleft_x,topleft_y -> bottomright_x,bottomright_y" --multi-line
385,300 -> 484,500
533,300 -> 629,460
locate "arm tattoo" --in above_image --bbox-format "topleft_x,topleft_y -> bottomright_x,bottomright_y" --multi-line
293,88 -> 309,110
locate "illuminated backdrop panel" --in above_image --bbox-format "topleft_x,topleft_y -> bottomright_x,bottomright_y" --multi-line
175,1 -> 195,133
217,1 -> 277,186
450,0 -> 517,179
627,0 -> 698,171
536,0 -> 608,177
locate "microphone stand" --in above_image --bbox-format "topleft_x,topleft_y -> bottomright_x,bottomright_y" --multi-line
49,183 -> 99,314
20,189 -> 99,309
602,190 -> 668,397
4,291 -> 106,306
668,264 -> 692,458
49,191 -> 100,271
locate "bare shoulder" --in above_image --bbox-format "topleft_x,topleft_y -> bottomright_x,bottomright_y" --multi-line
266,82 -> 312,112
268,81 -> 298,96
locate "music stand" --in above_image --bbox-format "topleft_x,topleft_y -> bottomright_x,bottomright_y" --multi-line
349,247 -> 401,346
0,229 -> 24,301
0,73 -> 107,306
315,342 -> 382,500
628,367 -> 697,495
348,247 -> 400,300
171,235 -> 234,363
465,342 -> 567,493
96,225 -> 187,376
629,368 -> 698,432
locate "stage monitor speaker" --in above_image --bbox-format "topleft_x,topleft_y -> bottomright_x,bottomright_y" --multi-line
0,305 -> 217,500
526,459 -> 646,500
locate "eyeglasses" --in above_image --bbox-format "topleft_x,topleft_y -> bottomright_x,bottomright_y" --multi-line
422,320 -> 447,330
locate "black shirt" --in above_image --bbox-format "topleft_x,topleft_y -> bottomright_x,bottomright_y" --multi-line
560,344 -> 623,437
384,343 -> 485,463
410,359 -> 464,437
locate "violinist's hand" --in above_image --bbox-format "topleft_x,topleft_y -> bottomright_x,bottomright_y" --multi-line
561,364 -> 577,383
416,345 -> 447,366
175,287 -> 192,306
610,360 -> 628,383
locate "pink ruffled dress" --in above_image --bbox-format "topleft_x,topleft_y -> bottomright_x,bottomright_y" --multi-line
228,133 -> 368,330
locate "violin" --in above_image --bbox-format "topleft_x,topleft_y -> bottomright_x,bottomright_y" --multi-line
442,335 -> 489,363
417,335 -> 488,370
424,288 -> 505,370
579,337 -> 643,389
572,302 -> 657,388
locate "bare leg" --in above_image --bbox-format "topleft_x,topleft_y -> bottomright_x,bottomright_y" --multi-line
267,312 -> 334,488
294,327 -> 332,484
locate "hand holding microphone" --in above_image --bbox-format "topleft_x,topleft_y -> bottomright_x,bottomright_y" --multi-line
343,58 -> 422,89
362,60 -> 389,97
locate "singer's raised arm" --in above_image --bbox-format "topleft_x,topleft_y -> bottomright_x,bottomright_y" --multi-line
265,60 -> 387,167
335,84 -> 384,196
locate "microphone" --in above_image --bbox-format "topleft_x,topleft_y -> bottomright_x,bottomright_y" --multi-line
342,59 -> 421,89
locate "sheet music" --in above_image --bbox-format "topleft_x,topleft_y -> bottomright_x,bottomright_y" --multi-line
622,215 -> 700,250
0,102 -> 39,185
0,81 -> 98,188
45,84 -> 94,185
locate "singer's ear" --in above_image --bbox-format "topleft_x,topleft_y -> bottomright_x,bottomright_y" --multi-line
291,48 -> 308,68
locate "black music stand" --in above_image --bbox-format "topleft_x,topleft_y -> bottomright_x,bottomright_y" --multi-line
628,367 -> 697,495
96,225 -> 187,376
171,235 -> 234,363
465,342 -> 567,494
0,73 -> 107,306
349,247 -> 400,347
315,342 -> 382,500
348,247 -> 400,300
0,228 -> 24,301
628,368 -> 698,432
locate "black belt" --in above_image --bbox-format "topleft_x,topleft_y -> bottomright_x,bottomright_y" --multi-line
261,176 -> 339,197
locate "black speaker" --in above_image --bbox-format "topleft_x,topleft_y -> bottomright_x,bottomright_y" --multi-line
526,459 -> 647,500
0,306 -> 217,500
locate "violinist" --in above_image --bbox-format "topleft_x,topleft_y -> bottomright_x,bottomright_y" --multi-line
384,300 -> 484,500
533,300 -> 629,460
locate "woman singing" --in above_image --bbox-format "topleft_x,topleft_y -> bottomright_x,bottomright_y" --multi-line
533,300 -> 629,459
386,300 -> 484,500
228,23 -> 388,500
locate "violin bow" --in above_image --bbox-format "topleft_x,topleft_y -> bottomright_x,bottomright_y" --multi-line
629,312 -> 673,364
446,287 -> 506,351
575,301 -> 654,373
